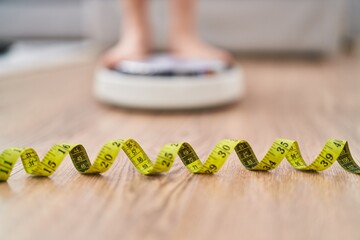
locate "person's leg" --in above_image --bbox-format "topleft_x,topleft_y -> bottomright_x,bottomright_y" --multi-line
103,0 -> 150,68
168,0 -> 233,63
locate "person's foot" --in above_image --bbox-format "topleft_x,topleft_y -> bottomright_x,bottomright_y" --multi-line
102,33 -> 150,68
169,36 -> 234,64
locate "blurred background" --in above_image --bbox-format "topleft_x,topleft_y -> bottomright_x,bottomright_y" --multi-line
0,0 -> 359,77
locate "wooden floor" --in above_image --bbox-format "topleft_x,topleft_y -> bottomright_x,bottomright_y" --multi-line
1,55 -> 360,240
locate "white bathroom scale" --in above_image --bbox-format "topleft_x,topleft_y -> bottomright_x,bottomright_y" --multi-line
94,54 -> 245,109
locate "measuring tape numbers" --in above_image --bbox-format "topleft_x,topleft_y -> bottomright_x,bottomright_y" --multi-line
0,139 -> 359,181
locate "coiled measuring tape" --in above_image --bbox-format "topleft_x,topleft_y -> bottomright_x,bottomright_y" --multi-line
0,139 -> 359,181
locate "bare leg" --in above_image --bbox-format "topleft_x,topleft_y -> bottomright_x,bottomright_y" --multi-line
102,0 -> 150,68
168,0 -> 234,63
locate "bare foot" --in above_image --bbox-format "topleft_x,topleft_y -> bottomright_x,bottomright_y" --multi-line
102,34 -> 150,68
169,36 -> 234,64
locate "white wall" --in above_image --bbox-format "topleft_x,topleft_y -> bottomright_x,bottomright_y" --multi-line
84,0 -> 345,53
348,0 -> 360,39
0,0 -> 358,52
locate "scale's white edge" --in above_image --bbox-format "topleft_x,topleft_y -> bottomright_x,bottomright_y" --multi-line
94,67 -> 245,109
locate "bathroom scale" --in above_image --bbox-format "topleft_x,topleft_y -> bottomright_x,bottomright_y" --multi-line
94,54 -> 245,109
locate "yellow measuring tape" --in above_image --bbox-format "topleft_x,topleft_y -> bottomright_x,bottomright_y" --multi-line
0,139 -> 359,181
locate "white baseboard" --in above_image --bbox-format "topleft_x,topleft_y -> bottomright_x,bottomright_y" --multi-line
0,40 -> 98,79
